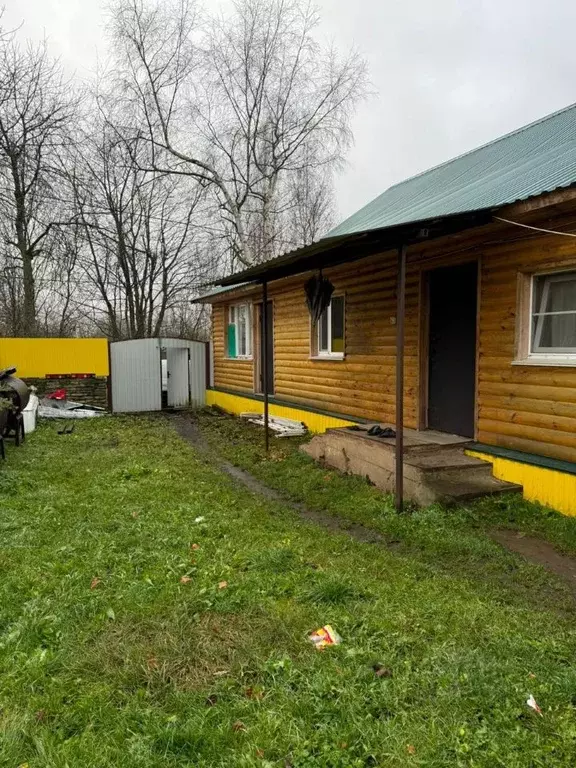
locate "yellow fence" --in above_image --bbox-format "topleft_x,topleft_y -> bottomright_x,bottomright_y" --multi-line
0,338 -> 109,378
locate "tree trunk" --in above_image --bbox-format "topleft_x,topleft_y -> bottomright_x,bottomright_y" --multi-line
21,252 -> 36,336
12,156 -> 37,336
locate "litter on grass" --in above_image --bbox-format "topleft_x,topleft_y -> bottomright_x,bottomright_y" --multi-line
39,392 -> 106,419
308,625 -> 342,649
527,694 -> 543,716
240,412 -> 307,437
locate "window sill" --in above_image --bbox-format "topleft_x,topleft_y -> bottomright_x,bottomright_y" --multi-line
512,357 -> 576,367
310,354 -> 345,362
226,356 -> 253,361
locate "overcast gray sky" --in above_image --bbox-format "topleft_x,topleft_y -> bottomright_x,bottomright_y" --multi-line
4,0 -> 576,220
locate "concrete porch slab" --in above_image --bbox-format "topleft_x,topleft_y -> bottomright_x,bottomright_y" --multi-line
301,426 -> 522,506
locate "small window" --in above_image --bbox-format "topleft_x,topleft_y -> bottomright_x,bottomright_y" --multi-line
227,304 -> 252,358
531,271 -> 576,355
315,296 -> 345,357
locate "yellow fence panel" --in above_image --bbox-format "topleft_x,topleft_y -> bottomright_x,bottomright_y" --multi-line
0,338 -> 109,378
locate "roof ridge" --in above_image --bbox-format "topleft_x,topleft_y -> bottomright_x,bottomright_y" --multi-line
384,101 -> 576,194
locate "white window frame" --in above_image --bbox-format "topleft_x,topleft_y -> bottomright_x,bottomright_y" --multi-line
312,295 -> 345,360
529,270 -> 576,361
227,303 -> 253,359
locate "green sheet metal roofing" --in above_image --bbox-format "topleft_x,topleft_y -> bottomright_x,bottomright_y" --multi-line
327,102 -> 576,238
213,102 -> 576,288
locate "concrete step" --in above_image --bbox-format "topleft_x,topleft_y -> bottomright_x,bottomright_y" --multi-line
301,428 -> 523,507
423,473 -> 522,505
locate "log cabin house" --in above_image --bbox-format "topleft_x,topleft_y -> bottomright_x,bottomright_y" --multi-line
199,104 -> 576,515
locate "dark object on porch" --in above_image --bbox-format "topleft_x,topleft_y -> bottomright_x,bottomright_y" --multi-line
304,273 -> 335,324
0,367 -> 30,447
367,425 -> 396,438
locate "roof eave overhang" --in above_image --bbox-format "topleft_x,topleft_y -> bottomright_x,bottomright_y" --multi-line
217,208 -> 494,287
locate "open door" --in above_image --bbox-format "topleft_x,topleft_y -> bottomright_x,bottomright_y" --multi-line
427,261 -> 478,438
166,347 -> 190,408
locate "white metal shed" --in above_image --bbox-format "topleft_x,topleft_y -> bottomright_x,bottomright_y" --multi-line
110,338 -> 206,413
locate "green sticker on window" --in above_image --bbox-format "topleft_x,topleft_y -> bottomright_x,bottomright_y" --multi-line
227,324 -> 237,357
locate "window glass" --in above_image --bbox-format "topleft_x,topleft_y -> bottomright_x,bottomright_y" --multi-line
319,311 -> 329,352
532,272 -> 576,353
315,296 -> 345,356
331,296 -> 345,353
228,304 -> 252,357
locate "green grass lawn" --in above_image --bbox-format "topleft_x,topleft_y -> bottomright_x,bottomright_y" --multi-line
1,414 -> 576,767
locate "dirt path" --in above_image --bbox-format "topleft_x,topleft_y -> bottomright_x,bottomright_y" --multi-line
171,413 -> 576,592
491,529 -> 576,593
171,414 -> 385,546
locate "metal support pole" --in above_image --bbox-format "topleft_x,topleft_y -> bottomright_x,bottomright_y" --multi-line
395,244 -> 407,513
262,280 -> 270,453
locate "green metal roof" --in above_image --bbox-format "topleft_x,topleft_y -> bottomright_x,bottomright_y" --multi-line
193,282 -> 254,302
327,103 -> 576,238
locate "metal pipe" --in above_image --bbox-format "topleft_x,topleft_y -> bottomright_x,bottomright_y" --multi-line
395,244 -> 407,512
262,280 -> 270,453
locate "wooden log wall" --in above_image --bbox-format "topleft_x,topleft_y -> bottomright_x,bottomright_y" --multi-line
212,304 -> 254,393
477,226 -> 576,462
270,253 -> 420,426
211,203 -> 576,463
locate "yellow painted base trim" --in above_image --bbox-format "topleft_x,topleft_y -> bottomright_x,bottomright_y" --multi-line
205,390 -> 355,433
467,450 -> 576,517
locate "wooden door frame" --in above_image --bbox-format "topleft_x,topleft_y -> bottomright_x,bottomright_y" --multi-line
253,298 -> 275,395
417,256 -> 482,438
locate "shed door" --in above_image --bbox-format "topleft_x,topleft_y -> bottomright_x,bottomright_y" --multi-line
166,348 -> 190,408
188,343 -> 207,407
110,339 -> 162,413
428,262 -> 478,438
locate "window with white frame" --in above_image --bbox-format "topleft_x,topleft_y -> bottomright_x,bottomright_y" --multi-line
530,270 -> 576,356
227,304 -> 252,358
315,296 -> 345,357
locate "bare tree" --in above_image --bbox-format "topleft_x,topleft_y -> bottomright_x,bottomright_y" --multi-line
0,36 -> 77,335
71,115 -> 213,339
108,0 -> 367,268
284,163 -> 335,249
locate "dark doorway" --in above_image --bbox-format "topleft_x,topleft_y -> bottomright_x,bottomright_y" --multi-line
427,261 -> 478,438
257,301 -> 274,395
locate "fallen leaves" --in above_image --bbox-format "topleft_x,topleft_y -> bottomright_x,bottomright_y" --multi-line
191,543 -> 200,551
179,575 -> 192,584
407,745 -> 416,755
232,720 -> 246,732
527,694 -> 543,716
90,577 -> 101,589
245,686 -> 264,700
218,580 -> 228,589
373,663 -> 393,678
